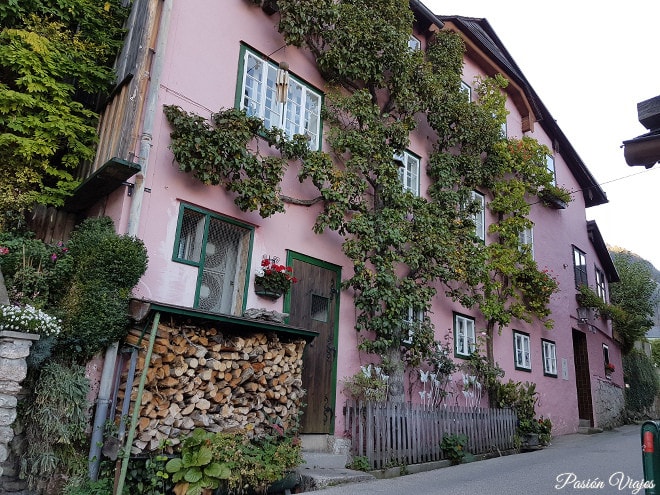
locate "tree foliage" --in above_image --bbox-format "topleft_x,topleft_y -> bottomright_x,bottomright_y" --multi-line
166,0 -> 568,401
0,0 -> 129,229
610,249 -> 658,354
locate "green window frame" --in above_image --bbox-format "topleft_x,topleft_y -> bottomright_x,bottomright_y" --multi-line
236,44 -> 322,151
173,204 -> 253,316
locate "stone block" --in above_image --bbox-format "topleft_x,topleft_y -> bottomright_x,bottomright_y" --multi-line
0,380 -> 20,394
0,443 -> 7,463
0,393 -> 17,409
0,340 -> 33,359
0,358 -> 27,383
0,407 -> 17,427
0,425 -> 13,443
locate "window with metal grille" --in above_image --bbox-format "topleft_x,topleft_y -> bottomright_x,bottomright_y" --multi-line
238,45 -> 322,151
173,205 -> 252,316
402,307 -> 424,344
573,246 -> 587,288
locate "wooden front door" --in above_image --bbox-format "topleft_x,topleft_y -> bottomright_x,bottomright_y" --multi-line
572,329 -> 594,425
285,252 -> 340,434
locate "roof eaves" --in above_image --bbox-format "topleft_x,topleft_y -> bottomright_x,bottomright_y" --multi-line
587,220 -> 619,283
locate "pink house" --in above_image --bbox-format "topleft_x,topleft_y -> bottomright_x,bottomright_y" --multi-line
68,0 -> 623,450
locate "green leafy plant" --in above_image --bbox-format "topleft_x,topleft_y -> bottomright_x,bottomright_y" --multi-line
440,433 -> 470,465
166,427 -> 302,495
537,417 -> 552,446
165,429 -> 231,495
624,350 -> 659,418
346,455 -> 371,472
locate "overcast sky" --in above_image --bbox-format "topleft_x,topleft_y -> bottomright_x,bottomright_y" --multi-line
424,0 -> 660,269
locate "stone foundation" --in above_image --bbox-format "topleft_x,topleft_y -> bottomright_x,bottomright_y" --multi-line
0,330 -> 39,494
594,377 -> 625,429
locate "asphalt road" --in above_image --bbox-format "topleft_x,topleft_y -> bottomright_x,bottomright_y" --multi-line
300,424 -> 650,495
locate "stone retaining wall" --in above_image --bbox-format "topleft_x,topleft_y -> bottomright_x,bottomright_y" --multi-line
0,331 -> 39,494
594,376 -> 625,429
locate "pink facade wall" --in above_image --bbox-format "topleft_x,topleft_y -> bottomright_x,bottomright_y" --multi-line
105,1 -> 622,438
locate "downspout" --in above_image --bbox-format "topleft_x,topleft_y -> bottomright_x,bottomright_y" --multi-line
88,0 -> 173,480
128,0 -> 173,237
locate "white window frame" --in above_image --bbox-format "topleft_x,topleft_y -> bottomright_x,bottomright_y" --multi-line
402,307 -> 425,345
454,314 -> 476,357
408,35 -> 421,51
461,81 -> 472,102
519,226 -> 534,259
471,191 -> 485,241
595,267 -> 607,302
546,154 -> 556,185
395,150 -> 420,196
513,331 -> 531,371
238,46 -> 322,150
542,339 -> 557,377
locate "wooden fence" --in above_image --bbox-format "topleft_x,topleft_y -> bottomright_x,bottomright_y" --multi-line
344,400 -> 518,469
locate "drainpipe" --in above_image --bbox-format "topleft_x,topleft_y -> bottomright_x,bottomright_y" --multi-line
88,342 -> 119,480
128,0 -> 173,237
115,312 -> 161,495
88,0 -> 173,480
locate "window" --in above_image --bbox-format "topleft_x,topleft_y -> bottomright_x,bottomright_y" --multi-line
573,246 -> 588,288
454,313 -> 476,357
603,344 -> 610,365
519,226 -> 534,259
408,35 -> 421,51
174,205 -> 253,316
395,151 -> 420,196
595,267 -> 607,302
513,331 -> 531,371
542,339 -> 557,377
402,307 -> 425,344
238,45 -> 322,150
471,191 -> 485,241
461,81 -> 472,101
546,155 -> 556,185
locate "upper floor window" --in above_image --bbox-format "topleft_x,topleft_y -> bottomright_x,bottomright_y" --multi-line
408,35 -> 421,51
238,45 -> 322,150
461,81 -> 472,102
573,246 -> 588,288
402,307 -> 425,345
546,155 -> 556,185
519,226 -> 534,259
454,313 -> 476,358
542,339 -> 557,377
595,267 -> 607,302
395,150 -> 420,196
471,191 -> 485,241
173,204 -> 253,316
513,331 -> 531,371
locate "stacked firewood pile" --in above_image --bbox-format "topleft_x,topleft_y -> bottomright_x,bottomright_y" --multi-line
120,320 -> 307,454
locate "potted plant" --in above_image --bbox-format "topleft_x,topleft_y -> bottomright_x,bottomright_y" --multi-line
538,184 -> 572,209
254,256 -> 297,299
605,362 -> 615,377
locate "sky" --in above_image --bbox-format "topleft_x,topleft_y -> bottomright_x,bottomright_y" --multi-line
425,0 -> 660,269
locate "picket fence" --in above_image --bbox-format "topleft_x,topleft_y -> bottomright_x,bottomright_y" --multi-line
344,400 -> 518,469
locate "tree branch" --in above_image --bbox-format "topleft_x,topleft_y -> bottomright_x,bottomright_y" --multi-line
280,195 -> 325,207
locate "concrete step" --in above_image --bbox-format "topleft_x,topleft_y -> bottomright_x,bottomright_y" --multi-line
578,426 -> 604,435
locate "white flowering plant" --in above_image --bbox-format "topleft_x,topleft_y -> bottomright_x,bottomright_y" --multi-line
0,304 -> 62,336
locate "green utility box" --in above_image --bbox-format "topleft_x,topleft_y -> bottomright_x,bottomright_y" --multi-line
641,421 -> 660,494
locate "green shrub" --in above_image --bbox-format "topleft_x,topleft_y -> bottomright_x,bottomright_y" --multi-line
440,433 -> 469,465
347,456 -> 371,471
624,350 -> 659,416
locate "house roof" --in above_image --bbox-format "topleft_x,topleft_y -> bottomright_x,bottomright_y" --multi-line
435,15 -> 608,209
587,220 -> 620,283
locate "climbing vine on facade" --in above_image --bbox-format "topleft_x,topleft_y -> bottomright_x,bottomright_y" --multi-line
165,0 -> 570,402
